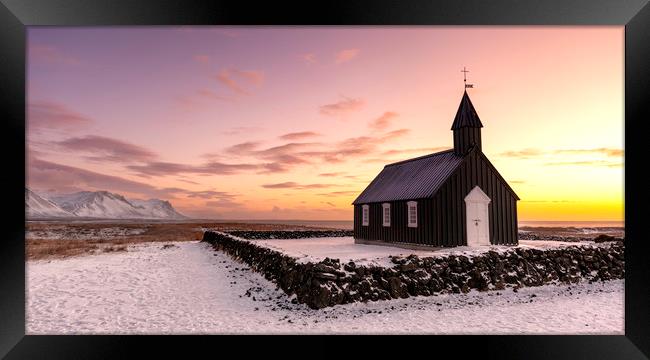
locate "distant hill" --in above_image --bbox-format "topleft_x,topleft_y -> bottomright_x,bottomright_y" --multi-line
26,188 -> 75,219
26,188 -> 187,220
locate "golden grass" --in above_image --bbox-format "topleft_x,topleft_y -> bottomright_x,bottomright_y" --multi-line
25,221 -> 330,260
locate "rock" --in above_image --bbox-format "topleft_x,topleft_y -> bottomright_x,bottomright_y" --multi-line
413,269 -> 430,279
309,285 -> 332,309
400,263 -> 419,272
313,272 -> 337,281
593,234 -> 620,243
322,257 -> 341,269
388,277 -> 408,298
343,261 -> 356,272
313,263 -> 339,274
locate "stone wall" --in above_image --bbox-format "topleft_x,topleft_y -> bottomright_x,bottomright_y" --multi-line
202,231 -> 625,309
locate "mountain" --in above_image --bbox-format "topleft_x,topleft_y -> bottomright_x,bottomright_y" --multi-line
26,188 -> 75,218
51,191 -> 146,219
129,198 -> 187,220
26,189 -> 188,220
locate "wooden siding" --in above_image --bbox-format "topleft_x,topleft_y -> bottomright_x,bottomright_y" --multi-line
453,127 -> 482,155
354,150 -> 518,247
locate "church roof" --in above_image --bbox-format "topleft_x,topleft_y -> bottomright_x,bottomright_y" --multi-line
450,91 -> 483,130
352,149 -> 465,204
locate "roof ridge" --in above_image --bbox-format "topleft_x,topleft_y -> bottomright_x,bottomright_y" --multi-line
384,148 -> 455,167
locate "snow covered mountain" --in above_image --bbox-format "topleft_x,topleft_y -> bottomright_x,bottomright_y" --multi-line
26,189 -> 187,220
129,198 -> 187,220
51,191 -> 146,219
26,188 -> 75,218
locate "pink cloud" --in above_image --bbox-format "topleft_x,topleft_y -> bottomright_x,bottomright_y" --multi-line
127,161 -> 260,177
554,148 -> 623,157
28,157 -> 168,198
297,128 -> 410,163
319,97 -> 365,116
262,182 -> 335,189
55,135 -> 157,163
382,128 -> 410,140
319,172 -> 344,177
206,128 -> 411,173
28,101 -> 92,132
225,141 -> 262,153
236,69 -> 265,86
278,131 -> 321,140
335,49 -> 360,64
499,148 -> 544,158
221,126 -> 264,136
216,68 -> 265,95
369,111 -> 399,130
544,160 -> 623,167
186,190 -> 236,199
317,191 -> 359,197
216,70 -> 247,95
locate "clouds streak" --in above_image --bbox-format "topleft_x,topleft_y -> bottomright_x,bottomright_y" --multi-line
216,68 -> 265,95
319,97 -> 365,116
55,135 -> 157,163
28,101 -> 92,132
335,49 -> 360,64
262,182 -> 335,190
369,111 -> 398,130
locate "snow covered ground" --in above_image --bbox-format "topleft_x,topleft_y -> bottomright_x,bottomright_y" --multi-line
27,241 -> 624,334
252,236 -> 602,266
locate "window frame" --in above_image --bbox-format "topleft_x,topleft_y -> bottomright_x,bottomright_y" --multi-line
362,204 -> 369,226
382,203 -> 391,227
407,201 -> 418,228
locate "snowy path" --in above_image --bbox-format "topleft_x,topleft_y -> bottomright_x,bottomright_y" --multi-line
27,241 -> 624,334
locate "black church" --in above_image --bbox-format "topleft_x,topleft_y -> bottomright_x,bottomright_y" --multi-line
352,90 -> 519,248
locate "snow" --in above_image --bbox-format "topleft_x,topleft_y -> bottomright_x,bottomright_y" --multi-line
27,189 -> 186,220
129,198 -> 186,219
250,236 -> 601,266
27,241 -> 624,334
26,188 -> 73,218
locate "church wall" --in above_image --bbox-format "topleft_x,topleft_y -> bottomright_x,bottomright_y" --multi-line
431,150 -> 519,246
353,198 -> 436,245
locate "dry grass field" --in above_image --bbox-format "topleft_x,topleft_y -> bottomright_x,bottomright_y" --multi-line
25,221 -> 330,260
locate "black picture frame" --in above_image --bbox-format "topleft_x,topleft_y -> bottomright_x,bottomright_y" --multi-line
1,0 -> 648,358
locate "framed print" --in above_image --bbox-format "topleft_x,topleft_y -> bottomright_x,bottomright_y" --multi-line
1,0 -> 649,358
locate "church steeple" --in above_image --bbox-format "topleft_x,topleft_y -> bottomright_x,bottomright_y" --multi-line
451,90 -> 483,155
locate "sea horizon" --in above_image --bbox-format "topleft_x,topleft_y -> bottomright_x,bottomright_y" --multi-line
191,219 -> 626,230
26,218 -> 625,230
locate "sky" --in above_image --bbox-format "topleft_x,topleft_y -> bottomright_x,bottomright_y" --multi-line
26,26 -> 624,221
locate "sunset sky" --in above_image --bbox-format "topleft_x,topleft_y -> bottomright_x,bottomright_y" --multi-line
27,27 -> 624,221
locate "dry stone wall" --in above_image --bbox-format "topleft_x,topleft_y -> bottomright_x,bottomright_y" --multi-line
202,231 -> 624,309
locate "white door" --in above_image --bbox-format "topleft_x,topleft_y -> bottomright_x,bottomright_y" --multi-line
465,186 -> 490,246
